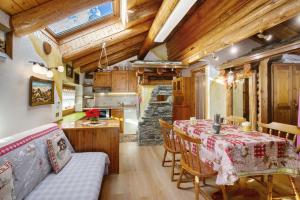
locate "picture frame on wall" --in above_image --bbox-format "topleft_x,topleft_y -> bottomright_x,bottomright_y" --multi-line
29,76 -> 54,106
66,64 -> 73,78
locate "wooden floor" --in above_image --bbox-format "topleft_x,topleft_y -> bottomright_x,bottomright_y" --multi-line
100,142 -> 300,200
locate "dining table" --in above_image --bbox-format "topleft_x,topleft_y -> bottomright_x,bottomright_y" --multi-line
174,119 -> 300,186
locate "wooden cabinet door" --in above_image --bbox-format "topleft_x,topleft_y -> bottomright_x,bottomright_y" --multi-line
112,71 -> 128,92
94,72 -> 111,87
128,70 -> 137,92
272,64 -> 293,124
292,65 -> 300,125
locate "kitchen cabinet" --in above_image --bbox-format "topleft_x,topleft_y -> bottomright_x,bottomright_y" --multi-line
112,71 -> 128,92
111,108 -> 124,133
128,70 -> 137,92
94,72 -> 111,88
172,77 -> 193,121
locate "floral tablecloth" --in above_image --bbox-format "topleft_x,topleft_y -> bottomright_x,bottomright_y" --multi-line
174,120 -> 300,185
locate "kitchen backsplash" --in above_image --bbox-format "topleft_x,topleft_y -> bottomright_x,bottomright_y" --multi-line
85,94 -> 137,108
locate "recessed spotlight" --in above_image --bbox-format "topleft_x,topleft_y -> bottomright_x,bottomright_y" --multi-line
296,15 -> 300,24
212,53 -> 219,61
266,34 -> 273,41
230,45 -> 238,54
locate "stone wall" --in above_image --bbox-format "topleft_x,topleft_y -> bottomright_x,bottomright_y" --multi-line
138,85 -> 172,145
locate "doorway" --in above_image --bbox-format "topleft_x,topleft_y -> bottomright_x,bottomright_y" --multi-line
272,63 -> 300,125
193,71 -> 206,119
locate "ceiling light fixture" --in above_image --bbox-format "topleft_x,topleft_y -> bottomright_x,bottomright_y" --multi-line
212,53 -> 219,61
29,61 -> 64,78
154,0 -> 197,43
230,44 -> 238,54
257,33 -> 273,41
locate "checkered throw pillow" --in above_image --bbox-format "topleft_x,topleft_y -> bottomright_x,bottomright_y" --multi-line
47,133 -> 72,173
0,161 -> 15,200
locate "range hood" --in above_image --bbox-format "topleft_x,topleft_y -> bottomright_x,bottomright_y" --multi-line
93,87 -> 111,93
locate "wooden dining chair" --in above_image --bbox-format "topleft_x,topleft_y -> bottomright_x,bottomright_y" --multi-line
224,116 -> 246,126
174,127 -> 228,200
159,119 -> 181,181
257,122 -> 300,200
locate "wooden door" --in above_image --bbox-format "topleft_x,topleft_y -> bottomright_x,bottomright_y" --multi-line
127,70 -> 137,92
272,64 -> 293,124
292,65 -> 300,125
112,71 -> 128,92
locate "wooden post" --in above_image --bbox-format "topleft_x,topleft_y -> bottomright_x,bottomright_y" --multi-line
258,58 -> 270,123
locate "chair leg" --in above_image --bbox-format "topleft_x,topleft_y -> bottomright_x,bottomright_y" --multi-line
289,176 -> 300,200
162,149 -> 167,167
267,175 -> 273,200
221,185 -> 228,200
177,168 -> 184,188
195,176 -> 200,200
171,153 -> 176,181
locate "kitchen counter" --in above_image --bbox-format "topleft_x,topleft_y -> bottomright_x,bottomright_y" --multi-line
83,104 -> 136,110
60,119 -> 120,173
58,112 -> 86,123
59,119 -> 120,130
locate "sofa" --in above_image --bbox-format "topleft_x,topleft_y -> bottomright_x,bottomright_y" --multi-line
0,123 -> 109,200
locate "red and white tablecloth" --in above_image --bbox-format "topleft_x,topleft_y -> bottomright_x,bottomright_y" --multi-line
174,120 -> 300,185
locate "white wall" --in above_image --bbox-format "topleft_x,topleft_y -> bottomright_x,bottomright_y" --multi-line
0,35 -> 60,138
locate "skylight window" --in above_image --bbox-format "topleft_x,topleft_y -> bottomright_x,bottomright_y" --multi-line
48,2 -> 113,36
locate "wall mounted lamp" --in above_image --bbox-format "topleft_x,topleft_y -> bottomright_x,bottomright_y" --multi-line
29,61 -> 64,78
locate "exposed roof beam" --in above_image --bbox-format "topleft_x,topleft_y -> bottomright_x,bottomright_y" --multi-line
138,0 -> 180,59
73,34 -> 146,68
80,45 -> 141,72
11,0 -> 110,36
167,0 -> 300,64
219,39 -> 300,69
62,20 -> 153,62
126,1 -> 161,28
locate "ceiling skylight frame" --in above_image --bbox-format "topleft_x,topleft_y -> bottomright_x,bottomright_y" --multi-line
46,1 -> 120,38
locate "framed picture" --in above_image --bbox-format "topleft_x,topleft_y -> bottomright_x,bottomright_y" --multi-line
29,76 -> 54,106
66,64 -> 73,78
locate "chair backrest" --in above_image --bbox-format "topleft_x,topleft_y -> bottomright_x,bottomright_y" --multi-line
225,116 -> 246,126
173,127 -> 202,176
159,119 -> 179,152
258,122 -> 300,153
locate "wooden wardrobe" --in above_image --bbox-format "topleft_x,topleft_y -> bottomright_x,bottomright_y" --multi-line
272,63 -> 300,125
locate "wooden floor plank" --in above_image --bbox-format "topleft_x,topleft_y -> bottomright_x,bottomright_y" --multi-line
100,142 -> 300,200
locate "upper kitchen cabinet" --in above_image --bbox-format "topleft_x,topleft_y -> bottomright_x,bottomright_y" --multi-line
94,72 -> 111,88
128,70 -> 137,92
112,70 -> 128,92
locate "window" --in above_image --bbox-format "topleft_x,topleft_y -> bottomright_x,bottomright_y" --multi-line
62,85 -> 76,113
48,1 -> 114,36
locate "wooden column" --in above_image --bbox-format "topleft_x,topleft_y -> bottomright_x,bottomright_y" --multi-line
258,58 -> 270,123
226,88 -> 233,117
249,71 -> 258,130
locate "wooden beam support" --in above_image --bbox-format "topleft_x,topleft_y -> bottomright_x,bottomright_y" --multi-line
126,1 -> 161,28
11,0 -> 110,36
138,0 -> 180,59
258,58 -> 270,123
80,45 -> 141,72
167,0 -> 300,65
73,34 -> 146,68
181,0 -> 300,64
62,20 -> 153,62
219,39 -> 300,69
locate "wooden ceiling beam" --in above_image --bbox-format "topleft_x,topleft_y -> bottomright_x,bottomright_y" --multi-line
138,0 -> 180,59
219,39 -> 300,69
180,0 -> 300,64
11,0 -> 111,36
167,0 -> 252,60
73,34 -> 146,68
80,44 -> 141,72
126,1 -> 161,28
62,20 -> 153,62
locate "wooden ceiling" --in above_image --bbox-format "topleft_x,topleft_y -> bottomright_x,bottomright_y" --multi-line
0,0 -> 50,15
1,0 -> 300,72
